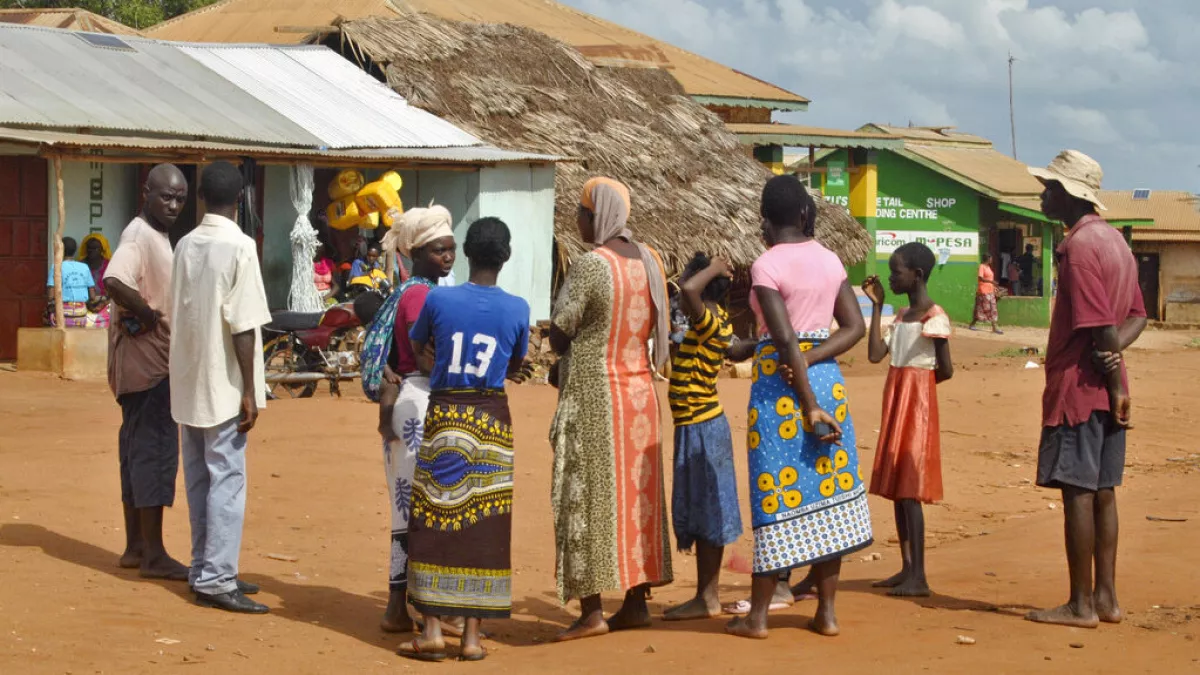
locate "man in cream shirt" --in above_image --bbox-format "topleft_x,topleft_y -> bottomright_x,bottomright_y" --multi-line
169,161 -> 272,614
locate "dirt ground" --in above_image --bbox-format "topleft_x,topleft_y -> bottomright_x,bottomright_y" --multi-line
2,328 -> 1199,674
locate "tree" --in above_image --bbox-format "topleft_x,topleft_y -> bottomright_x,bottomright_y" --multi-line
0,0 -> 220,29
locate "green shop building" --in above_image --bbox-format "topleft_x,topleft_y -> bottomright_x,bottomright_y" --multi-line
811,125 -> 1150,327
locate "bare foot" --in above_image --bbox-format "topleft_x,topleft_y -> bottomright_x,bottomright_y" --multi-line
1025,604 -> 1100,629
809,616 -> 840,637
1094,593 -> 1123,624
872,570 -> 910,588
664,596 -> 720,622
887,579 -> 931,597
607,603 -> 652,632
724,616 -> 769,639
554,615 -> 609,642
380,615 -> 415,633
118,550 -> 143,569
139,554 -> 189,581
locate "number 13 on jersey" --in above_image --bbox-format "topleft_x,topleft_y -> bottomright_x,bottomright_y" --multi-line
447,331 -> 498,377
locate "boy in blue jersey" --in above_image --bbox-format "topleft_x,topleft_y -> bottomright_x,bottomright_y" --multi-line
399,217 -> 531,663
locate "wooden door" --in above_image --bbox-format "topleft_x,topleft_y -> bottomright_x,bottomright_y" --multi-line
0,156 -> 49,360
1137,253 -> 1160,321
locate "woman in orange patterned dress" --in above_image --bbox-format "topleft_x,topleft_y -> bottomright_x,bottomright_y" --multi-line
549,177 -> 673,642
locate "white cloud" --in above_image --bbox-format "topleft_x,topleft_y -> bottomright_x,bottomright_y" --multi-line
1046,104 -> 1119,145
561,0 -> 1200,191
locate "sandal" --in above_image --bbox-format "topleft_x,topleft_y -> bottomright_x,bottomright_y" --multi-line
397,638 -> 447,662
721,599 -> 791,616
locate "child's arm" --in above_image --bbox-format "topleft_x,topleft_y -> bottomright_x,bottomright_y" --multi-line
862,276 -> 889,364
933,338 -> 953,383
726,337 -> 756,363
680,257 -> 732,323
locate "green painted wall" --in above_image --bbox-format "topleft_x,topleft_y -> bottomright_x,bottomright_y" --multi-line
818,151 -> 984,322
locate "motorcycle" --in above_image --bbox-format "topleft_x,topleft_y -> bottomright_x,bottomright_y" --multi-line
262,301 -> 367,399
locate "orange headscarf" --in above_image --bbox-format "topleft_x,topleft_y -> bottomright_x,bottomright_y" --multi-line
578,177 -> 669,370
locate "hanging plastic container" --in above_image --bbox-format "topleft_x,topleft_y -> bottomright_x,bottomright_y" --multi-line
381,204 -> 403,228
357,211 -> 381,230
356,174 -> 403,215
381,170 -> 403,193
328,169 -> 365,201
327,196 -> 361,230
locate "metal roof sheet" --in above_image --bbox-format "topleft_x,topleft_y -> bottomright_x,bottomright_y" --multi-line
900,144 -> 1044,199
727,123 -> 904,150
0,126 -> 560,164
148,0 -> 808,107
1102,190 -> 1200,235
178,44 -> 480,149
0,23 -> 481,151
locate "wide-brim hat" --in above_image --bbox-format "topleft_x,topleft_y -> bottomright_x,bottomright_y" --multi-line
1028,149 -> 1106,210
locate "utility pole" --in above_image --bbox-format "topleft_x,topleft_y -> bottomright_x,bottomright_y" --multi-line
1008,52 -> 1018,160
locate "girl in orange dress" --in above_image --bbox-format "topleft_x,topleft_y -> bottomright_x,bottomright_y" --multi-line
863,242 -> 954,598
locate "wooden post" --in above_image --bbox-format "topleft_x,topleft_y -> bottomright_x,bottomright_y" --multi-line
53,156 -> 66,331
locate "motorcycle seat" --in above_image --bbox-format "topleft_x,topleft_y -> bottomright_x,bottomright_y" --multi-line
266,310 -> 324,332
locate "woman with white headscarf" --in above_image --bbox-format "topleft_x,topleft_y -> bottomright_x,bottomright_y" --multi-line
548,177 -> 673,642
359,205 -> 456,634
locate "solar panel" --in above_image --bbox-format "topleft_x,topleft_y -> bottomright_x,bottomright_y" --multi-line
75,33 -> 133,51
1133,189 -> 1151,200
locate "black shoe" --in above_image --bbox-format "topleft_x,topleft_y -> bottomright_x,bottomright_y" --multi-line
190,578 -> 259,595
195,589 -> 269,614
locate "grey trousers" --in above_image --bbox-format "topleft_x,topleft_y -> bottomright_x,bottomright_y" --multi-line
182,417 -> 247,596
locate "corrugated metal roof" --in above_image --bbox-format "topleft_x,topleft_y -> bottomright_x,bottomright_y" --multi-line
178,44 -> 479,149
999,194 -> 1155,224
148,0 -> 808,107
0,8 -> 141,35
0,23 -> 481,151
900,144 -> 1044,199
1102,190 -> 1200,239
862,124 -> 993,147
0,126 -> 561,164
727,123 -> 904,150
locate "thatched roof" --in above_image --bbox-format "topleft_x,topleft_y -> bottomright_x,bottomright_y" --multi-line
323,14 -> 870,273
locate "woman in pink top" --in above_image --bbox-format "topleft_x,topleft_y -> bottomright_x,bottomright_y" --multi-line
312,244 -> 339,304
726,176 -> 869,641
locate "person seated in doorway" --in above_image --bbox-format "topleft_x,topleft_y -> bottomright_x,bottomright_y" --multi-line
79,232 -> 112,296
45,236 -> 108,328
348,244 -> 390,296
313,243 -> 340,305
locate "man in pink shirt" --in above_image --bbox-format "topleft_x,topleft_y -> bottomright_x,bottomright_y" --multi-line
105,164 -> 191,580
1025,151 -> 1147,629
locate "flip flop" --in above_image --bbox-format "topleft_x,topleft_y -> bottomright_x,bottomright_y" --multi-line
415,620 -> 488,640
397,638 -> 447,662
721,599 -> 790,616
793,591 -> 818,601
458,646 -> 488,662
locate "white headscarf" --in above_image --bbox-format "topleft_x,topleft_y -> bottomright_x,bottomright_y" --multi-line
381,205 -> 454,259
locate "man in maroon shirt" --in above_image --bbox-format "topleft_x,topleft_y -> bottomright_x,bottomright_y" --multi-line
1026,151 -> 1147,629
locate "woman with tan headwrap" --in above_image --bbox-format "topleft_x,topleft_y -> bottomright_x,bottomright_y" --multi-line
358,205 -> 457,635
548,177 -> 673,642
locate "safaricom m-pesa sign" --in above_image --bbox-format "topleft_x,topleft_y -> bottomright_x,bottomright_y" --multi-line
875,230 -> 980,264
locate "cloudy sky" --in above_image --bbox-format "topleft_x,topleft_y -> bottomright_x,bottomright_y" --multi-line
561,0 -> 1198,192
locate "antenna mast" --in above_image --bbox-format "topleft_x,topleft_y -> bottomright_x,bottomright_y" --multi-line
1008,52 -> 1018,159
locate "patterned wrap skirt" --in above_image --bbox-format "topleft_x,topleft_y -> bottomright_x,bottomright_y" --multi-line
408,389 -> 514,619
870,366 -> 943,503
384,375 -> 429,591
973,292 -> 998,322
672,413 -> 743,550
746,332 -> 873,576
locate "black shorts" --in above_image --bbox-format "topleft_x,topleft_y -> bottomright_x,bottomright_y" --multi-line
118,378 -> 179,508
1036,411 -> 1126,492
